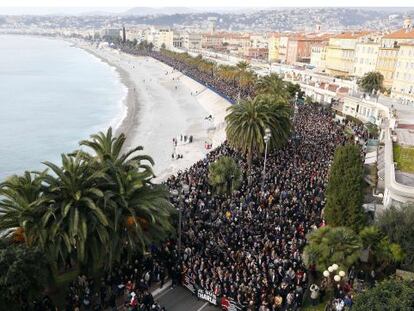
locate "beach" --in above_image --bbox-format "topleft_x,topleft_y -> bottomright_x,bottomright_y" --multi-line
79,43 -> 231,181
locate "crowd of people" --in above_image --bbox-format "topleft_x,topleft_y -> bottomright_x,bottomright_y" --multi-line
166,105 -> 350,310
149,51 -> 255,103
25,42 -> 363,310
24,241 -> 178,311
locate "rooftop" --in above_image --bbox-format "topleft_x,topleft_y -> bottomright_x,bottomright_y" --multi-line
383,28 -> 414,39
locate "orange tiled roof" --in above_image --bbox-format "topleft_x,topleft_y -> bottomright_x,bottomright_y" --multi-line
333,31 -> 371,39
383,28 -> 414,39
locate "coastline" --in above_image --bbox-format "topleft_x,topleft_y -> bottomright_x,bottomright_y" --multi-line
75,44 -> 137,138
77,42 -> 231,182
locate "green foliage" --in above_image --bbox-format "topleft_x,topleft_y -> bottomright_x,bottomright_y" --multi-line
377,205 -> 414,270
225,95 -> 292,169
324,144 -> 366,232
0,244 -> 51,306
365,122 -> 379,139
359,226 -> 405,270
357,71 -> 384,94
255,73 -> 289,99
303,226 -> 362,272
0,128 -> 175,277
285,82 -> 304,100
159,49 -> 256,90
208,156 -> 242,196
353,279 -> 414,311
393,144 -> 414,173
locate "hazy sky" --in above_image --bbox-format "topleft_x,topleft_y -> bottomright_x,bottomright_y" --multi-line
0,1 -> 413,15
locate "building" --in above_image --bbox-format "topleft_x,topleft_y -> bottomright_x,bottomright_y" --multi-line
244,47 -> 268,60
353,41 -> 380,77
391,43 -> 414,105
325,32 -> 371,77
377,25 -> 414,88
207,17 -> 217,34
184,32 -> 203,50
100,28 -> 121,40
278,36 -> 290,63
202,32 -> 225,50
157,28 -> 174,49
310,43 -> 328,71
286,35 -> 329,65
376,45 -> 399,88
268,33 -> 280,63
173,32 -> 185,48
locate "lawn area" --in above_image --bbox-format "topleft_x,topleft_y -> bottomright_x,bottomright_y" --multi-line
393,144 -> 414,173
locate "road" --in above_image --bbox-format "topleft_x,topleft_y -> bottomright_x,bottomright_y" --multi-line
155,286 -> 220,311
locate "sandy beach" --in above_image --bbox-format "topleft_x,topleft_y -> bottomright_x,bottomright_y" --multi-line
79,43 -> 231,181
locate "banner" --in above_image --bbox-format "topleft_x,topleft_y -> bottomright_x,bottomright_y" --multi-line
182,273 -> 196,294
181,272 -> 245,310
220,296 -> 244,311
197,289 -> 218,305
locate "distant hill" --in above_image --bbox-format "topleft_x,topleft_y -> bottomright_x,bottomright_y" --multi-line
124,7 -> 198,16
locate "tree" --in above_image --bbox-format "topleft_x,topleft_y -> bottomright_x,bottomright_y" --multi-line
359,226 -> 404,271
225,95 -> 291,169
0,171 -> 50,247
285,82 -> 304,100
324,144 -> 366,232
358,71 -> 384,94
353,279 -> 414,311
42,153 -> 109,272
255,73 -> 289,99
377,205 -> 414,270
303,226 -> 362,272
79,128 -> 175,268
208,156 -> 242,196
0,244 -> 51,307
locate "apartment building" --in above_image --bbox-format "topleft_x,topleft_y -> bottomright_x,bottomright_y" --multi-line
278,36 -> 289,63
377,26 -> 414,88
310,43 -> 328,71
286,35 -> 329,65
325,32 -> 371,77
353,41 -> 380,77
392,43 -> 414,105
268,33 -> 280,63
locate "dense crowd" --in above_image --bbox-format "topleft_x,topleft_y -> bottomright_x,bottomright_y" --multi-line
166,105 -> 348,310
149,51 -> 255,103
24,242 -> 177,311
27,43 -> 357,310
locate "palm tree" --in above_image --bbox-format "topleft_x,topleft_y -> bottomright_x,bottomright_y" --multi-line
236,61 -> 250,72
225,96 -> 292,169
303,226 -> 362,272
208,156 -> 242,196
79,128 -> 175,268
41,153 -> 109,272
0,171 -> 50,247
255,73 -> 289,99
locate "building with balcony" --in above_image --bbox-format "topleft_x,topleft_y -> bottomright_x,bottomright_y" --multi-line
325,31 -> 371,77
391,43 -> 414,105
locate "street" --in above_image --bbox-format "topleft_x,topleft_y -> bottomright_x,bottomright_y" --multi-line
155,286 -> 220,311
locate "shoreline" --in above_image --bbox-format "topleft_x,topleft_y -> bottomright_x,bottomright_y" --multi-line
76,42 -> 231,182
75,44 -> 138,140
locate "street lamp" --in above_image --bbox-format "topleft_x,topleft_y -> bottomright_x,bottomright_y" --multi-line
170,182 -> 189,260
261,128 -> 271,192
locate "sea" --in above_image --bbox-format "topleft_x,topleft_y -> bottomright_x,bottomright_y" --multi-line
0,35 -> 127,180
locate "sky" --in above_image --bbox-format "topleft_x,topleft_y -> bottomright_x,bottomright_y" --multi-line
0,1 -> 413,15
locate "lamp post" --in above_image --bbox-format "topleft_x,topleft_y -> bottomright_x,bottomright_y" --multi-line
261,128 -> 271,192
170,182 -> 189,260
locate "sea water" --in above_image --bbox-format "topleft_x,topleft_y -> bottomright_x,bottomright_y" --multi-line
0,35 -> 126,179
